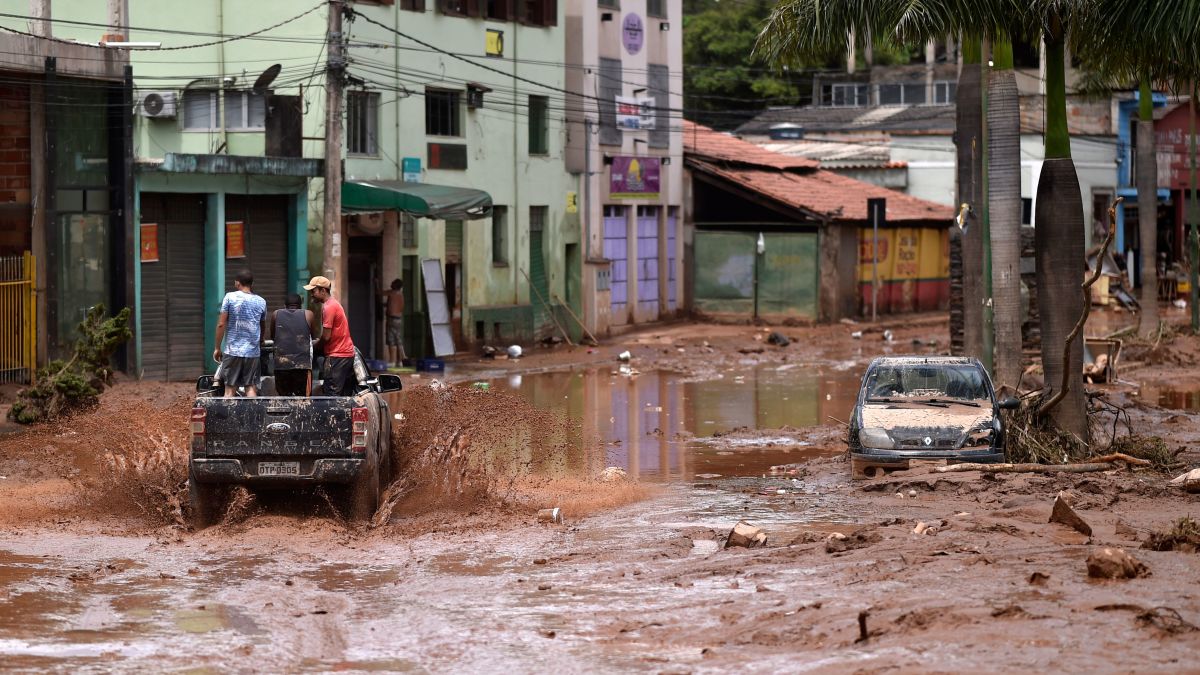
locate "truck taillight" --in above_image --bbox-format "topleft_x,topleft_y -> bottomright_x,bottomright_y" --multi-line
352,407 -> 368,451
190,407 -> 206,435
191,407 -> 206,456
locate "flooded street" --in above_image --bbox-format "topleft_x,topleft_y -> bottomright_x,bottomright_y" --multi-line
1,317 -> 1199,672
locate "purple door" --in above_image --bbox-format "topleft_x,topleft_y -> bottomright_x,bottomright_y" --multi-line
603,206 -> 628,323
637,206 -> 659,317
667,208 -> 678,311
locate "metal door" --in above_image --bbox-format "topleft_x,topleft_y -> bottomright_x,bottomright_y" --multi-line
602,206 -> 628,324
140,193 -> 206,380
224,195 -> 289,311
636,206 -> 659,317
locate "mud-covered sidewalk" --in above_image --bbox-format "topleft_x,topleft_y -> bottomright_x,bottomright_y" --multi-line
1,311 -> 1199,671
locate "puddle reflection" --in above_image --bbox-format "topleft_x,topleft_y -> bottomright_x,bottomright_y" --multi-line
487,366 -> 861,481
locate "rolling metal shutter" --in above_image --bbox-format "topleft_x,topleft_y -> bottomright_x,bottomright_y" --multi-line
140,193 -> 206,381
224,195 -> 289,311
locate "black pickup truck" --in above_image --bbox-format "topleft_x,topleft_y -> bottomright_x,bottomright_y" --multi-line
188,351 -> 403,527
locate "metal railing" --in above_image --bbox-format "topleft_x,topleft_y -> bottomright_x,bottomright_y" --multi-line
0,252 -> 36,384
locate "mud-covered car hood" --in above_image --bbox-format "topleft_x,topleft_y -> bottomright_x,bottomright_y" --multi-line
861,402 -> 994,449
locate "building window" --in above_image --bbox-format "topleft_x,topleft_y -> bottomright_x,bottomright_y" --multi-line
492,205 -> 508,265
647,0 -> 665,18
647,64 -> 669,149
440,0 -> 469,15
182,89 -> 218,130
878,83 -> 928,106
486,0 -> 510,20
1021,198 -> 1033,225
598,57 -> 623,146
183,90 -> 268,130
400,0 -> 425,10
829,83 -> 869,107
401,213 -> 418,248
529,205 -> 547,232
598,0 -> 618,8
518,0 -> 557,26
224,91 -> 266,130
426,89 -> 462,137
933,81 -> 956,104
528,95 -> 549,155
346,91 -> 379,156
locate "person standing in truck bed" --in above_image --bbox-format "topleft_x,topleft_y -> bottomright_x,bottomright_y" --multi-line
304,275 -> 357,396
268,293 -> 317,396
213,269 -> 268,397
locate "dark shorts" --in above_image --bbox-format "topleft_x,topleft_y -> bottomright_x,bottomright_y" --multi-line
386,316 -> 404,347
323,356 -> 356,396
275,368 -> 311,397
220,355 -> 260,389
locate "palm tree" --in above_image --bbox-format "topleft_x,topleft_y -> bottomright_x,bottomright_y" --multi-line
988,38 -> 1023,390
756,0 -> 1091,437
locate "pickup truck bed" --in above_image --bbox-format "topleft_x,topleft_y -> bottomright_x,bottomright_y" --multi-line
188,369 -> 402,527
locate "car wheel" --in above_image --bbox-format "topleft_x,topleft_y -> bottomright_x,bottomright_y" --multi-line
345,453 -> 381,522
188,470 -> 228,529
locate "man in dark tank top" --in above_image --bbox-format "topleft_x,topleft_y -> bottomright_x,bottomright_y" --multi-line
268,293 -> 317,396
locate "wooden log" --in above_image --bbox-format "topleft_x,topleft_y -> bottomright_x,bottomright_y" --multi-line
935,462 -> 1115,474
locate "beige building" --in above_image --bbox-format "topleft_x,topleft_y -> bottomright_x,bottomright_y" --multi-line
565,0 -> 684,336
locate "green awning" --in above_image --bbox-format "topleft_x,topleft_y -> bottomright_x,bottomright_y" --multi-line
342,180 -> 493,220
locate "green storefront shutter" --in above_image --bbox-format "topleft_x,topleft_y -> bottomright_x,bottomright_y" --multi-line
692,231 -> 756,315
757,232 -> 818,319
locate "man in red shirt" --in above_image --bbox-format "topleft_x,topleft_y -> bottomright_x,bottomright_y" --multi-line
303,275 -> 358,396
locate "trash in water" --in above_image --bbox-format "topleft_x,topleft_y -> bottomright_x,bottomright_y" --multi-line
617,350 -> 632,362
882,329 -> 894,343
851,331 -> 863,339
471,382 -> 490,391
507,345 -> 523,359
537,507 -> 563,524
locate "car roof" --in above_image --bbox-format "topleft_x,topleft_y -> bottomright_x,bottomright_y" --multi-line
867,356 -> 981,367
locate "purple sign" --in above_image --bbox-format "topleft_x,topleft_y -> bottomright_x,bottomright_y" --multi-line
610,156 -> 660,198
622,13 -> 644,55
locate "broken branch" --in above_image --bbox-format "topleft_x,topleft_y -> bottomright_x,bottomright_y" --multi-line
935,460 -> 1136,474
1087,452 -> 1151,466
1039,197 -> 1121,418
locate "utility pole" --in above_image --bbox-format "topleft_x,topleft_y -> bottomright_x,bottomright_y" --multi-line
1190,82 -> 1198,331
980,40 -> 994,374
323,0 -> 346,298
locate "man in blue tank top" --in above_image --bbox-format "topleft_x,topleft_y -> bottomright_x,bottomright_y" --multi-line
268,293 -> 317,396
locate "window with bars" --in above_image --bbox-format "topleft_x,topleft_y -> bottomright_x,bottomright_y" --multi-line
933,81 -> 957,104
401,213 -> 418,249
528,95 -> 549,155
647,0 -> 665,18
598,58 -> 623,146
829,83 -> 869,107
346,91 -> 379,156
492,206 -> 509,265
529,205 -> 547,232
400,0 -> 425,10
425,89 -> 462,137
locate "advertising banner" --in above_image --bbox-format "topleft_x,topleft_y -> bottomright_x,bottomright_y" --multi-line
610,156 -> 660,199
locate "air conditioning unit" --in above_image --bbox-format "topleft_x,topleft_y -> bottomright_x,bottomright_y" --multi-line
139,91 -> 177,119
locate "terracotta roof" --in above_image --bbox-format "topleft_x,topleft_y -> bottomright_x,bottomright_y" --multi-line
682,121 -> 819,170
685,122 -> 952,224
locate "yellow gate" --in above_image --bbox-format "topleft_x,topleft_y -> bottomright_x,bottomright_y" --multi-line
0,252 -> 36,384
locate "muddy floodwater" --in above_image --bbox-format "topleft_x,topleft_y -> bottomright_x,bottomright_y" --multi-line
486,366 -> 862,480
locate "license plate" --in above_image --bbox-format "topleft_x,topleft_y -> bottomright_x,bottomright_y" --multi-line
258,461 -> 300,477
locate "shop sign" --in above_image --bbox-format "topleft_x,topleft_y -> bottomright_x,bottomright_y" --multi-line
610,156 -> 660,199
140,223 -> 159,262
225,221 -> 246,259
616,96 -> 656,130
486,28 -> 504,57
403,156 -> 422,183
566,191 -> 578,213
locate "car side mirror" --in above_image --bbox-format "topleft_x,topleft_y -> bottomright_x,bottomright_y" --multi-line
376,374 -> 403,393
998,397 -> 1020,410
196,375 -> 215,393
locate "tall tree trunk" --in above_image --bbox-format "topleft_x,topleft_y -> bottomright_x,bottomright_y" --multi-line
1036,24 -> 1087,440
957,40 -> 984,360
987,40 -> 1022,390
1137,80 -> 1159,336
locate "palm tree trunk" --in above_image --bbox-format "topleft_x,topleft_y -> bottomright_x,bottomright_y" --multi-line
1137,80 -> 1159,336
987,40 -> 1022,390
957,40 -> 984,359
1035,23 -> 1087,440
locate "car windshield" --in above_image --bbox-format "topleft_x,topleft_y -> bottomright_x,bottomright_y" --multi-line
865,364 -> 989,402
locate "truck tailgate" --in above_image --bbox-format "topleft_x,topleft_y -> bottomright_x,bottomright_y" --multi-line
200,397 -> 355,458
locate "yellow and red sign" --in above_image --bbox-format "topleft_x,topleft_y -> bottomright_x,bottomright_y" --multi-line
140,223 -> 159,262
225,221 -> 246,259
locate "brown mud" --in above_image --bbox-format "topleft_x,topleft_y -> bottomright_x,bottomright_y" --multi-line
0,310 -> 1198,671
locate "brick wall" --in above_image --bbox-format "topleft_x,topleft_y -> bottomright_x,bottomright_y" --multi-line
0,81 -> 32,256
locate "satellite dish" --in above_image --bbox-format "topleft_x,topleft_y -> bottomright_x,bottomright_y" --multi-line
143,92 -> 165,115
252,64 -> 282,95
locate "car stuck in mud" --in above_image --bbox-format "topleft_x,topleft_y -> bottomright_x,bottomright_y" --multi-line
848,356 -> 1019,477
